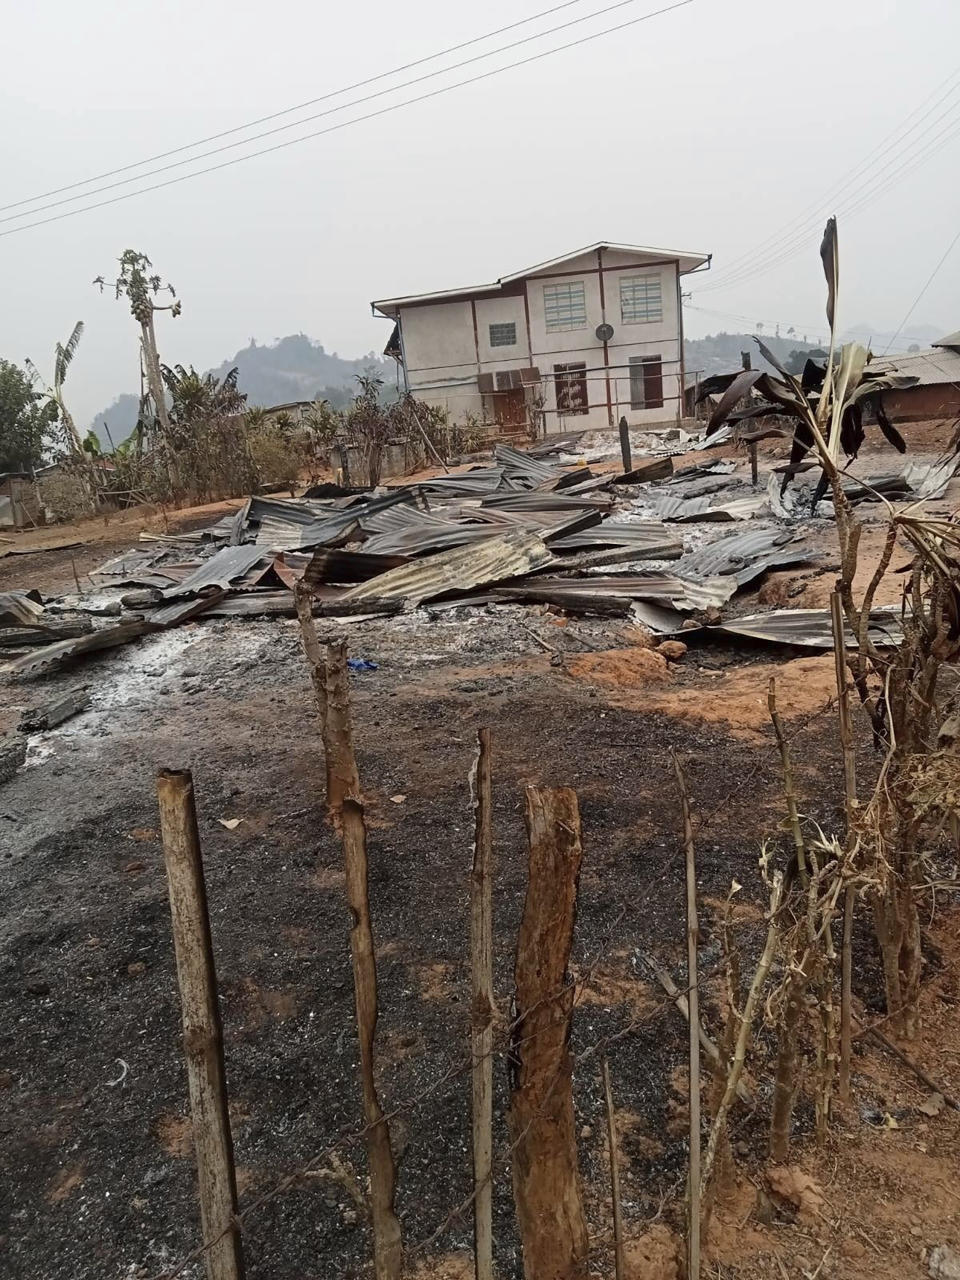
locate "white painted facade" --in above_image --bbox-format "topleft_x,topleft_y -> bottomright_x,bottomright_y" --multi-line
372,242 -> 710,434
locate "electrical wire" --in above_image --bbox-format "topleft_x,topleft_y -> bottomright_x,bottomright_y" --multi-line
882,223 -> 960,354
705,66 -> 960,285
0,0 -> 694,239
700,106 -> 960,295
1,0 -> 676,227
0,0 -> 599,215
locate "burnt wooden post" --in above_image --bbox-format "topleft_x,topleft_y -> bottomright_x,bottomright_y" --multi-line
741,351 -> 758,486
470,729 -> 495,1280
618,416 -> 632,474
156,768 -> 245,1280
324,640 -> 362,826
342,797 -> 403,1280
509,786 -> 588,1280
672,750 -> 700,1279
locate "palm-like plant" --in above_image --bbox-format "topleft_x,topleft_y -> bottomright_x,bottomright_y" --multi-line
25,320 -> 86,457
702,219 -> 920,500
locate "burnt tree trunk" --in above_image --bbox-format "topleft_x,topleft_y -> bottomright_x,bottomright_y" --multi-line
509,786 -> 588,1280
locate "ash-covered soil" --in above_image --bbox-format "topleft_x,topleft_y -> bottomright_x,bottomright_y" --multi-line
0,604 -> 863,1280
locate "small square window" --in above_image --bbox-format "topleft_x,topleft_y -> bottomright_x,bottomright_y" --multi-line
489,322 -> 517,347
620,275 -> 663,325
543,281 -> 587,332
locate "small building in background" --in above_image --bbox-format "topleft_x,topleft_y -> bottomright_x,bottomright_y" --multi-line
372,241 -> 711,436
871,332 -> 960,422
0,472 -> 43,529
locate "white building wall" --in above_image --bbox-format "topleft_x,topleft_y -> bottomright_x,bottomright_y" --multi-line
395,251 -> 686,433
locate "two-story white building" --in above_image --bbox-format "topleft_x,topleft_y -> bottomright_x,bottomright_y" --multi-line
372,241 -> 710,435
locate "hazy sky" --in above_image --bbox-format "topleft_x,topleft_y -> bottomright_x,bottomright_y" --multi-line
2,0 -> 959,425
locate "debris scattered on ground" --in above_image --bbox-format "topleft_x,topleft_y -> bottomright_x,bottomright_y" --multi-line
4,433 -> 957,680
19,686 -> 90,732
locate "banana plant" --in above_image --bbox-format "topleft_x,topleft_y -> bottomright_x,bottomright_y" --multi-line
25,321 -> 86,458
700,219 -> 918,497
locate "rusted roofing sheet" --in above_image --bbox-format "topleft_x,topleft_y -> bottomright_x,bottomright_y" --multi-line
339,530 -> 555,608
302,549 -> 410,587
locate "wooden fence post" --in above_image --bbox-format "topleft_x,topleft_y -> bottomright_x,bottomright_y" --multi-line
342,797 -> 403,1280
156,768 -> 245,1280
470,729 -> 495,1280
672,750 -> 700,1280
508,786 -> 588,1280
324,639 -> 361,825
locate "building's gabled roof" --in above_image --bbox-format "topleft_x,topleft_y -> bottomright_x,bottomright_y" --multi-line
371,241 -> 711,318
934,330 -> 960,351
870,344 -> 960,387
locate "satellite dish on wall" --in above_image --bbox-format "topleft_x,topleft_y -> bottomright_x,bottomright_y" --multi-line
596,323 -> 614,342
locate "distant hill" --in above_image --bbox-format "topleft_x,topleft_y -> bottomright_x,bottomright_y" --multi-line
684,322 -> 949,382
684,332 -> 819,379
89,334 -> 396,447
207,335 -> 395,408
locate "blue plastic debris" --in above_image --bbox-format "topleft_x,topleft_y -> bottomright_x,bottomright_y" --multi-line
347,658 -> 379,672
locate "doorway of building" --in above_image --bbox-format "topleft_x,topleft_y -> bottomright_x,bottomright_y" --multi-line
493,387 -> 527,429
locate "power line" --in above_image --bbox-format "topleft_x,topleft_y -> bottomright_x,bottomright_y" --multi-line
0,0 -> 598,215
1,0 -> 667,226
882,222 -> 960,354
706,66 -> 960,285
700,107 -> 960,295
0,0 -> 694,240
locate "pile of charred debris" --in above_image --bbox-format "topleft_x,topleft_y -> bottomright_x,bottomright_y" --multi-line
4,432 -> 956,685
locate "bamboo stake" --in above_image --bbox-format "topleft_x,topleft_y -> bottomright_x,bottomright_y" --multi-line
470,728 -> 495,1280
640,954 -> 752,1106
156,769 -> 245,1280
509,786 -> 588,1280
768,677 -> 808,883
830,590 -> 857,1106
701,875 -> 783,1198
342,797 -> 403,1280
768,675 -> 809,1160
601,1056 -> 626,1280
671,750 -> 700,1280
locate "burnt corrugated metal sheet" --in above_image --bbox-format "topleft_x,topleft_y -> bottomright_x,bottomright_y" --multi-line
302,549 -> 410,587
0,592 -> 45,627
162,545 -> 269,598
340,530 -> 555,608
678,529 -> 814,586
653,493 -> 768,522
150,591 -> 227,627
550,520 -> 683,558
6,619 -> 160,678
496,572 -> 734,610
715,608 -> 903,648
